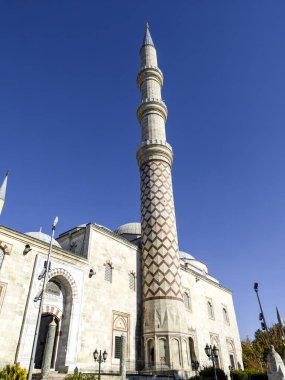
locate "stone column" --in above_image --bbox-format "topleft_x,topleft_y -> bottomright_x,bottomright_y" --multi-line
41,318 -> 57,377
120,334 -> 126,380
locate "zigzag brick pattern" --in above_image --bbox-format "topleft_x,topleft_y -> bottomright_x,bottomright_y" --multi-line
140,160 -> 183,301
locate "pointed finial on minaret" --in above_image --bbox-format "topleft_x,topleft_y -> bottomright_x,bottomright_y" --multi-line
0,170 -> 9,216
141,21 -> 154,48
277,306 -> 285,328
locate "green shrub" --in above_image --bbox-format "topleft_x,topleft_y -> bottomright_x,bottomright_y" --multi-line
199,367 -> 227,380
231,369 -> 268,380
64,373 -> 98,380
0,364 -> 27,380
231,370 -> 248,380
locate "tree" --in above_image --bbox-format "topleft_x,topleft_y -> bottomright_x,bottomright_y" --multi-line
242,324 -> 285,371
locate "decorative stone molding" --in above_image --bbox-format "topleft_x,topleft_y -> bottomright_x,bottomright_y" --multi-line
43,304 -> 63,321
0,240 -> 12,255
104,260 -> 114,269
43,268 -> 78,300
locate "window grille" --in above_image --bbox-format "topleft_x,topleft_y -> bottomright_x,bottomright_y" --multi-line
129,273 -> 135,291
114,336 -> 122,359
183,292 -> 190,309
0,248 -> 4,270
105,264 -> 112,282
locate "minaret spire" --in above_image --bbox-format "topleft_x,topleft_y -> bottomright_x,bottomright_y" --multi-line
0,171 -> 9,215
141,22 -> 154,48
277,307 -> 285,337
137,26 -> 188,372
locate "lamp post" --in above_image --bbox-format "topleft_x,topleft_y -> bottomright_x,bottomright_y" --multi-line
253,282 -> 272,346
205,344 -> 219,380
192,360 -> 200,379
27,217 -> 59,380
93,349 -> 108,380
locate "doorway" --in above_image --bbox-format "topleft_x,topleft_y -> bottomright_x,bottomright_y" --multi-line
35,314 -> 59,369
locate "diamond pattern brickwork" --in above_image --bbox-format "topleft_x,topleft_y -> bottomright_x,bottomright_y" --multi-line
140,160 -> 183,301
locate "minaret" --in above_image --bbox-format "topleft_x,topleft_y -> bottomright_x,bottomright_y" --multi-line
277,307 -> 285,338
137,24 -> 188,371
0,171 -> 9,215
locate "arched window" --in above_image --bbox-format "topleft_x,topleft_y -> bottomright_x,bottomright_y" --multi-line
223,307 -> 229,324
105,263 -> 112,283
183,292 -> 190,310
207,300 -> 214,318
129,273 -> 135,291
0,248 -> 4,270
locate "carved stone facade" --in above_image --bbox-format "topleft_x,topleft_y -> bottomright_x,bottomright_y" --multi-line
140,160 -> 182,302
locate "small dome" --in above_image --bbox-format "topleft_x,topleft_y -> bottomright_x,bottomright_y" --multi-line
115,223 -> 141,236
25,231 -> 61,248
179,251 -> 195,260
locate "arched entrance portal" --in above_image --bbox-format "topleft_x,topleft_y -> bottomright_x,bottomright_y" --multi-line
35,314 -> 59,369
35,273 -> 74,372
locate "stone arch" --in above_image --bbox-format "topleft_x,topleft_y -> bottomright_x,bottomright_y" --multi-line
182,339 -> 189,369
40,268 -> 78,299
114,316 -> 127,331
189,336 -> 197,362
146,338 -> 155,367
42,304 -> 63,321
171,338 -> 181,368
158,337 -> 168,365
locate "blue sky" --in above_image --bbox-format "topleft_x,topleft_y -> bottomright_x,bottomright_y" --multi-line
1,1 -> 285,340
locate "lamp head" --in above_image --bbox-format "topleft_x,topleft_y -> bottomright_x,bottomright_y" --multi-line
23,244 -> 32,255
103,350 -> 108,362
93,349 -> 98,361
254,282 -> 259,292
205,344 -> 211,357
213,345 -> 219,358
53,216 -> 59,229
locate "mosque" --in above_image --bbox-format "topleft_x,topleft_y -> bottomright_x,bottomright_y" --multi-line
0,26 -> 243,377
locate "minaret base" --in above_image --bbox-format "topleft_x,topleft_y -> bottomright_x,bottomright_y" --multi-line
143,299 -> 190,373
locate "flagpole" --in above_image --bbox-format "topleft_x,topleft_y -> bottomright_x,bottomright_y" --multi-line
27,216 -> 59,380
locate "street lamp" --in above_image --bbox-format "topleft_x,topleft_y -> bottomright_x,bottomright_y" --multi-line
192,360 -> 200,379
205,344 -> 219,380
93,349 -> 108,380
253,282 -> 272,345
27,217 -> 59,380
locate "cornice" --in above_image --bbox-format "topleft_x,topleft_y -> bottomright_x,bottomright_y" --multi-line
0,225 -> 88,265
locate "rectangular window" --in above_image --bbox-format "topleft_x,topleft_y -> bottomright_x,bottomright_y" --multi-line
114,336 -> 122,359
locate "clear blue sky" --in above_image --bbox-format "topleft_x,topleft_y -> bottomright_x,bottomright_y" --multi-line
1,1 -> 285,340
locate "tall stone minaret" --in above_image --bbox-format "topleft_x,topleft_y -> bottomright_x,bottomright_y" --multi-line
137,24 -> 188,371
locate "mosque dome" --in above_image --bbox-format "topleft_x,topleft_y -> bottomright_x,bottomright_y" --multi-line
25,231 -> 61,248
179,251 -> 195,260
115,223 -> 141,236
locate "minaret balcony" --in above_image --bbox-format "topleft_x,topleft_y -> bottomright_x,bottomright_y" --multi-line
137,66 -> 164,88
136,139 -> 173,168
137,98 -> 168,122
